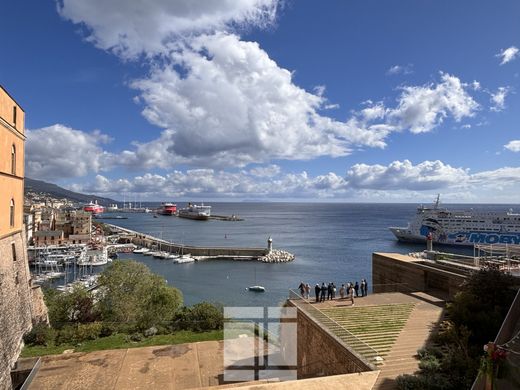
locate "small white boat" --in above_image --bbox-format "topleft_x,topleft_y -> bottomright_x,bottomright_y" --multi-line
46,271 -> 66,279
247,286 -> 265,292
172,254 -> 195,264
247,269 -> 265,292
133,247 -> 150,254
143,250 -> 154,256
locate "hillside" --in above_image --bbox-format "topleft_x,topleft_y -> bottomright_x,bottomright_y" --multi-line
25,178 -> 116,205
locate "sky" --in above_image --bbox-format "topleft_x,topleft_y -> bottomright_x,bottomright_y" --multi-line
1,0 -> 520,203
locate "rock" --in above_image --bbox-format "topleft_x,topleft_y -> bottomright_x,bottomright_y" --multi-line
144,326 -> 158,337
62,349 -> 74,354
258,249 -> 295,263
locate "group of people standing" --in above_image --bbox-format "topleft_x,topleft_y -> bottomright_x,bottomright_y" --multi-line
298,279 -> 368,306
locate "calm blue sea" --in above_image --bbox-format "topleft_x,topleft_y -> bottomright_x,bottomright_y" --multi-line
109,202 -> 514,307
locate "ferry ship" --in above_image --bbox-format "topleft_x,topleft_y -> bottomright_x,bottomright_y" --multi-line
158,203 -> 177,215
178,203 -> 211,220
389,195 -> 520,246
83,201 -> 104,214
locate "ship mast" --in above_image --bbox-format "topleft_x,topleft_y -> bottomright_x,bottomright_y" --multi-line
433,194 -> 440,209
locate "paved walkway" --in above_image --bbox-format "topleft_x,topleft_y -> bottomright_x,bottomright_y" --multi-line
29,341 -> 227,390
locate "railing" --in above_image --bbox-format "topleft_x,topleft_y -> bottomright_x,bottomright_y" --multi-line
288,289 -> 382,367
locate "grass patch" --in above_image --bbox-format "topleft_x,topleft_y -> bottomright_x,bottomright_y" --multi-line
21,330 -> 223,358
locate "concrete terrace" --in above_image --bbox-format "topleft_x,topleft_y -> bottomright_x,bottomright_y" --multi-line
26,339 -> 381,390
290,291 -> 446,390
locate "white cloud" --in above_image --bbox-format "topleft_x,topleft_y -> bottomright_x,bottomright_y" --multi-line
490,87 -> 509,112
69,161 -> 520,202
504,140 -> 520,152
57,0 -> 279,59
129,33 -> 360,167
125,66 -> 479,170
389,73 -> 479,133
386,64 -> 413,75
497,46 -> 519,65
249,164 -> 281,177
26,124 -> 112,180
345,160 -> 469,191
75,169 -> 348,199
56,1 -> 482,171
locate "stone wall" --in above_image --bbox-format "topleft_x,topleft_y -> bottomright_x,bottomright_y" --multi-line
372,252 -> 466,299
0,231 -> 33,390
288,303 -> 373,379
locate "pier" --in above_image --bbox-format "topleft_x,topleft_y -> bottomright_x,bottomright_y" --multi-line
105,223 -> 294,262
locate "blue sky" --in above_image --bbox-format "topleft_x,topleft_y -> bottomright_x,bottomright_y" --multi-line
1,0 -> 520,202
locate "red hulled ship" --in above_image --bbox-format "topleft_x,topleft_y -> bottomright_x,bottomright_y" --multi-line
158,203 -> 177,215
83,201 -> 105,214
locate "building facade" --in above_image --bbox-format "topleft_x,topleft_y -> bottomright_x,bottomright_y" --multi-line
0,85 -> 47,389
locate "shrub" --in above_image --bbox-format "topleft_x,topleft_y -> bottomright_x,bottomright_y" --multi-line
55,322 -> 103,345
173,302 -> 223,332
127,332 -> 144,342
99,323 -> 117,337
24,323 -> 56,346
75,322 -> 103,342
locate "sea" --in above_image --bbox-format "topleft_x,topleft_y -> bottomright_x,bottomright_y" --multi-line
104,202 -> 515,308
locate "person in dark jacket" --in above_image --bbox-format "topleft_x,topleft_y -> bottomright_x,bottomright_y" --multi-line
327,282 -> 333,300
314,284 -> 320,302
320,283 -> 327,302
354,281 -> 359,297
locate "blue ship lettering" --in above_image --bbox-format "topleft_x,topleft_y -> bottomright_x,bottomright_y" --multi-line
447,232 -> 520,245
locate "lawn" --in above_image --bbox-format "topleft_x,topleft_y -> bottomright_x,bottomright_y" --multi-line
21,330 -> 223,358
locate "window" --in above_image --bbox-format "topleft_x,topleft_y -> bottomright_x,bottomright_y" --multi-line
13,106 -> 17,127
10,199 -> 15,227
11,243 -> 16,261
11,144 -> 16,175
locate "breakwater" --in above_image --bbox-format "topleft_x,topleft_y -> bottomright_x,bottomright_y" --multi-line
105,223 -> 294,263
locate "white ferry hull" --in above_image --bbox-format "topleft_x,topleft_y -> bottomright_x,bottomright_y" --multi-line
389,198 -> 520,247
391,229 -> 520,247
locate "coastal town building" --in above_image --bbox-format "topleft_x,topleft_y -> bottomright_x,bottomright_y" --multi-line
0,85 -> 47,390
23,188 -> 93,247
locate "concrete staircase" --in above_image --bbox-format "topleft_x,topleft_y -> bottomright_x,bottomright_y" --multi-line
372,294 -> 445,390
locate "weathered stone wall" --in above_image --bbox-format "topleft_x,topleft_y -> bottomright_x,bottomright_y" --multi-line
30,285 -> 48,325
372,252 -> 466,299
0,231 -> 33,390
287,303 -> 373,379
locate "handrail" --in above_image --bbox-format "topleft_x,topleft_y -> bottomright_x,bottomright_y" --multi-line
288,289 -> 381,364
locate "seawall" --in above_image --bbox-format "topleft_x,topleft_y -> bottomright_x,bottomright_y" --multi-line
106,223 -> 271,259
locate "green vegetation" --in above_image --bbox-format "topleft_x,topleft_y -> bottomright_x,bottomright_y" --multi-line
24,260 -> 224,356
396,269 -> 519,390
21,330 -> 223,357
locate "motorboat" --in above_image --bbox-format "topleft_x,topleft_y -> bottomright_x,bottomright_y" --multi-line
133,247 -> 150,254
247,286 -> 266,292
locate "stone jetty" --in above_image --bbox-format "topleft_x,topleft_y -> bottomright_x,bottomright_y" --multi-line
259,249 -> 295,263
105,224 -> 295,262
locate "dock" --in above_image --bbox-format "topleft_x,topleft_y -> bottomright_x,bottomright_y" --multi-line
208,214 -> 243,221
105,223 -> 269,259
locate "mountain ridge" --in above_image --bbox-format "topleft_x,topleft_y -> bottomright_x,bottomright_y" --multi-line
25,177 -> 116,205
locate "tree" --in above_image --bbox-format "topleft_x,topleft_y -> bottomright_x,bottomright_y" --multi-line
97,260 -> 183,330
44,285 -> 99,329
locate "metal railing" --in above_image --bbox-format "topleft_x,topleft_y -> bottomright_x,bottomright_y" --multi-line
288,289 -> 382,366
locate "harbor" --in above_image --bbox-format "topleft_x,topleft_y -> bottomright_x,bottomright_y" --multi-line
105,223 -> 294,262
